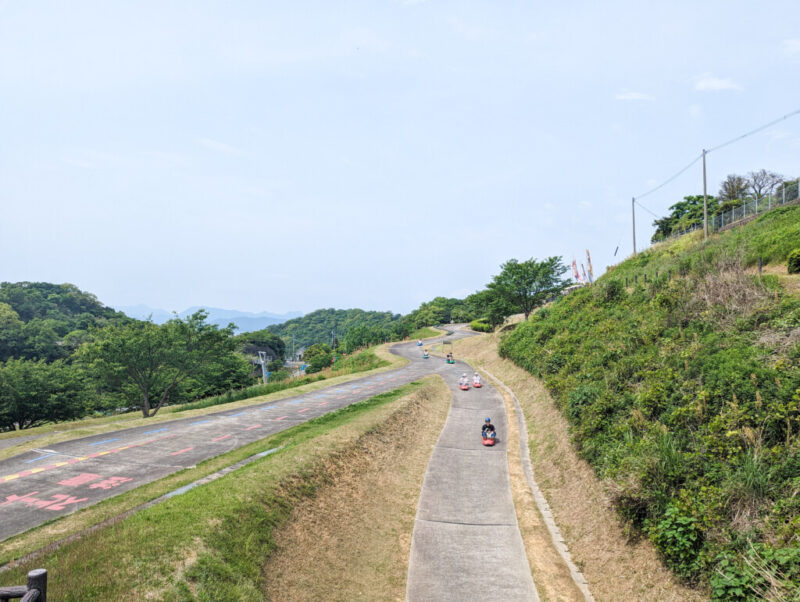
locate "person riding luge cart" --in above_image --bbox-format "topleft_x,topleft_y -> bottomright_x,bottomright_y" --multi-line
482,417 -> 496,446
472,372 -> 482,388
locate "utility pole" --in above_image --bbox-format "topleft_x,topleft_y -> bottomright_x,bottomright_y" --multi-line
702,149 -> 708,240
631,197 -> 637,255
257,351 -> 268,384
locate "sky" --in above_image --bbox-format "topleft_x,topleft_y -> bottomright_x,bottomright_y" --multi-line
1,0 -> 799,315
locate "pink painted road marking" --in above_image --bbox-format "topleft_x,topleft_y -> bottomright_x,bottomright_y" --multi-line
337,395 -> 346,399
170,447 -> 194,456
318,401 -> 329,406
275,416 -> 288,421
245,424 -> 261,430
212,434 -> 231,442
0,434 -> 180,484
298,408 -> 310,413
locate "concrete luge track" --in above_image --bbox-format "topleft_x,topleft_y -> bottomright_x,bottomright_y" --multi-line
0,329 -> 469,542
406,358 -> 539,601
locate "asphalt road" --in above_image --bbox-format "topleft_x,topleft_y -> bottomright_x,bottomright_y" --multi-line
0,329 -> 470,541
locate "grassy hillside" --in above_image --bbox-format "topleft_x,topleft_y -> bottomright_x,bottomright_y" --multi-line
500,205 -> 800,599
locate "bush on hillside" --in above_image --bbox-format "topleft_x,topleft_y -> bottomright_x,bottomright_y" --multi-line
788,248 -> 800,274
303,343 -> 333,374
470,318 -> 492,333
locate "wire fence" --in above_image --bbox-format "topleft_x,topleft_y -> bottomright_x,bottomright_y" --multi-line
630,108 -> 800,252
711,178 -> 800,231
656,177 -> 800,243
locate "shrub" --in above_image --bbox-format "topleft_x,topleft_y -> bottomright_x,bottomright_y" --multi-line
303,343 -> 333,373
711,545 -> 800,601
470,318 -> 492,332
650,504 -> 704,579
602,280 -> 626,303
788,248 -> 800,274
268,369 -> 290,382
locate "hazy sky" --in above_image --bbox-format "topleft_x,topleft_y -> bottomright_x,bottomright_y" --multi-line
2,1 -> 799,314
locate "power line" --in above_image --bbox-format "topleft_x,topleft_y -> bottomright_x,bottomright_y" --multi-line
629,106 -> 800,255
632,107 -> 800,203
634,200 -> 660,217
707,107 -> 800,154
634,154 -> 703,201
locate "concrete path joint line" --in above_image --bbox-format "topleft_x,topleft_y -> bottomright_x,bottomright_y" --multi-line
415,517 -> 517,527
481,367 -> 594,602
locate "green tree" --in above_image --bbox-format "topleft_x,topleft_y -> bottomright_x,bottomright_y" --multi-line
80,311 -> 237,417
0,358 -> 87,430
0,302 -> 24,361
487,257 -> 568,320
717,173 -> 750,212
303,343 -> 333,374
651,195 -> 720,242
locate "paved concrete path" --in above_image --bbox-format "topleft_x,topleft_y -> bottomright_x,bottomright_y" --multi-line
0,330 -> 470,541
406,364 -> 539,601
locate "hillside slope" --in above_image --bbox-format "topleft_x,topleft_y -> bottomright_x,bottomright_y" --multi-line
266,308 -> 405,349
0,282 -> 129,362
500,205 -> 800,599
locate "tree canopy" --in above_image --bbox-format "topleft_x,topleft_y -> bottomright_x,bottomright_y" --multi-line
0,282 -> 129,362
80,311 -> 240,417
486,257 -> 569,320
267,308 -> 404,349
651,195 -> 720,242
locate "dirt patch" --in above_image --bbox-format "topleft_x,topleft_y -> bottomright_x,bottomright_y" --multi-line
455,334 -> 705,601
262,378 -> 450,601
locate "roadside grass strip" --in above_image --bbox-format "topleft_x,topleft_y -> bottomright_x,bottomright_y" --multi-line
0,380 -> 430,600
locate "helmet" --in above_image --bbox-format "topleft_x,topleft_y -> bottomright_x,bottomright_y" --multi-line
485,417 -> 491,423
474,372 -> 478,376
462,373 -> 467,377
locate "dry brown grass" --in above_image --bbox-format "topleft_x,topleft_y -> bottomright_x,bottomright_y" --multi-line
454,334 -> 705,602
493,371 -> 584,601
746,262 -> 800,298
262,377 -> 450,602
689,254 -> 771,325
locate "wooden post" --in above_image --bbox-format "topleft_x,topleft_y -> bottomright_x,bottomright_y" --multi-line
27,569 -> 47,602
702,149 -> 708,240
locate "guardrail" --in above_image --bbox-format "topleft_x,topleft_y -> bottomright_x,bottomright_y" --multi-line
0,569 -> 46,602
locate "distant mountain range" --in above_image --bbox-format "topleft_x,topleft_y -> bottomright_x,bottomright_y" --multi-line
115,304 -> 303,333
